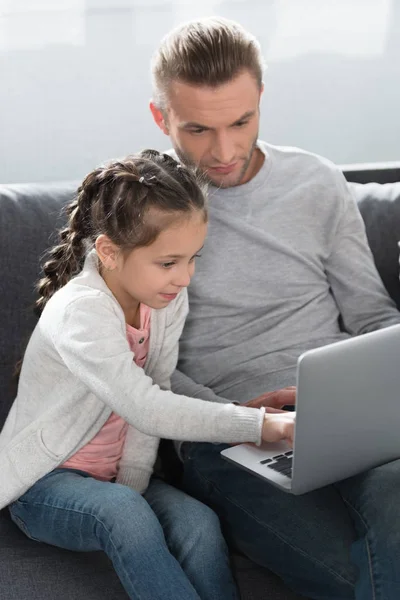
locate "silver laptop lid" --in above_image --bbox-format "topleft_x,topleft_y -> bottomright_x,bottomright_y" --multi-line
291,324 -> 400,494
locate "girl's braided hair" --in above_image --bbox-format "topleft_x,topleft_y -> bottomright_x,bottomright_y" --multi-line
36,149 -> 207,313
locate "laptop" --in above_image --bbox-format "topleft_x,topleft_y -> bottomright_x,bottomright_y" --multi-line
221,324 -> 400,495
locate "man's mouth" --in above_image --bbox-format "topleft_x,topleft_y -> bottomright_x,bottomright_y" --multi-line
208,162 -> 238,175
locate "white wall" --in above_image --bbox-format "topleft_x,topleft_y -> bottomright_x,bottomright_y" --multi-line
0,0 -> 399,183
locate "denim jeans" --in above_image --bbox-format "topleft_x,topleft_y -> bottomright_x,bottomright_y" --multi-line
181,442 -> 400,600
9,468 -> 239,600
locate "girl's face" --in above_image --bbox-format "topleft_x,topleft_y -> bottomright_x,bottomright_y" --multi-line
98,211 -> 207,324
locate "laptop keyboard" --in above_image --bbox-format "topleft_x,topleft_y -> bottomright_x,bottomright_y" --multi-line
260,450 -> 293,478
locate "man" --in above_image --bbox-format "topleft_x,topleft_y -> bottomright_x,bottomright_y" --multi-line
150,17 -> 400,600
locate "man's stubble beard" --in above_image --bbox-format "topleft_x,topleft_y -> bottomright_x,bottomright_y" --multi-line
173,134 -> 259,189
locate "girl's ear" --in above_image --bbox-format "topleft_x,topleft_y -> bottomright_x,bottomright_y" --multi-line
95,235 -> 119,271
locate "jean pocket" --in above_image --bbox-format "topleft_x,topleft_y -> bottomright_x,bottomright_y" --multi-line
9,503 -> 41,542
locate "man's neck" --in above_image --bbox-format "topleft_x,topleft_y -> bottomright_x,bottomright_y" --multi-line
240,147 -> 265,185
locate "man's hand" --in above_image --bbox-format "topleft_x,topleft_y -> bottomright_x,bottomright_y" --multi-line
244,386 -> 296,410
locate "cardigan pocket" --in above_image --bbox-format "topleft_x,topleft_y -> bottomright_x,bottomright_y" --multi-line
7,429 -> 62,486
38,428 -> 63,461
0,430 -> 65,509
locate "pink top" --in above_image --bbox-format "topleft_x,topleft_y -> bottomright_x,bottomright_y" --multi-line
61,304 -> 151,481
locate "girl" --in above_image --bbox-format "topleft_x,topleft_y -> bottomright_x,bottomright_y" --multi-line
0,150 -> 294,600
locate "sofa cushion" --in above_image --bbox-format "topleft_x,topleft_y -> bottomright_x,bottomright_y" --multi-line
350,182 -> 400,309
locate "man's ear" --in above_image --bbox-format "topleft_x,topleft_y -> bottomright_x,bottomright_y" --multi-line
150,100 -> 169,135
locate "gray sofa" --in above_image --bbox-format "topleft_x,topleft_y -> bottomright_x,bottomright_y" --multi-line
1,164 -> 400,600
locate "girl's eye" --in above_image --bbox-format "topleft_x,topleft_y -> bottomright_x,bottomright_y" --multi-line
161,254 -> 201,268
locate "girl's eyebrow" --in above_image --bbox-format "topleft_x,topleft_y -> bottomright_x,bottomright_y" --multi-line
158,246 -> 204,260
158,254 -> 184,260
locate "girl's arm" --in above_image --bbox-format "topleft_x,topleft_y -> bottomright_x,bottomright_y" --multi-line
116,426 -> 159,493
51,292 -> 264,445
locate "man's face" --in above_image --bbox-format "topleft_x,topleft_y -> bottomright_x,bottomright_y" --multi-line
151,71 -> 263,188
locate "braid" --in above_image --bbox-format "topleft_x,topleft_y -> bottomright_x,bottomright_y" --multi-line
140,149 -> 206,199
36,173 -> 97,313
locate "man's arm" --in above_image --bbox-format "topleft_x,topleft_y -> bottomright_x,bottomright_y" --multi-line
325,170 -> 400,334
172,369 -> 297,409
171,368 -> 232,404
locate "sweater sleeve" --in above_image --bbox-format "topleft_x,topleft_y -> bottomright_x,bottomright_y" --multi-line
171,369 -> 233,404
51,293 -> 264,445
325,170 -> 400,334
116,426 -> 159,493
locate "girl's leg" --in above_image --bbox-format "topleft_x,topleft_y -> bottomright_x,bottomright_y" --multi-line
144,478 -> 239,600
9,468 -> 200,600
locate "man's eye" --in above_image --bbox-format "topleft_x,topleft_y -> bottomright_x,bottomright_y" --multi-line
161,262 -> 175,269
235,121 -> 248,128
190,128 -> 206,135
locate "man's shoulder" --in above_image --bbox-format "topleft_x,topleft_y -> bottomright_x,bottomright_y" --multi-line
258,141 -> 349,215
260,140 -> 340,178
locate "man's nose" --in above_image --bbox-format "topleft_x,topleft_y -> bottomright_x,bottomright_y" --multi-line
213,132 -> 236,164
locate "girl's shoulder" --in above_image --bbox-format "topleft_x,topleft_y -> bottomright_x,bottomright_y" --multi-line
40,266 -> 125,336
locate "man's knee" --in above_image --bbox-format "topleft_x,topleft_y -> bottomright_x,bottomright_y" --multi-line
184,500 -> 226,551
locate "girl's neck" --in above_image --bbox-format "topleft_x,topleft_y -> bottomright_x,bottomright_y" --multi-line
100,268 -> 141,328
123,302 -> 141,329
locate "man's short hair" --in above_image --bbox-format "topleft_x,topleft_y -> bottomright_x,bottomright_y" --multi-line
151,17 -> 265,109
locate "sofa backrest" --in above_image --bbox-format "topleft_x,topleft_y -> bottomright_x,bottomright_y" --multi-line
0,182 -> 77,427
1,179 -> 400,429
352,182 -> 400,308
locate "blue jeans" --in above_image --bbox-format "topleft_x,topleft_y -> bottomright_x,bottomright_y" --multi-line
9,468 -> 239,600
181,442 -> 400,600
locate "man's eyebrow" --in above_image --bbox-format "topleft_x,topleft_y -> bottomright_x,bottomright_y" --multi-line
181,121 -> 211,130
231,110 -> 256,124
181,110 -> 256,130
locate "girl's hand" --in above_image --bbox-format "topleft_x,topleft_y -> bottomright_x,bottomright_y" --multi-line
261,407 -> 296,447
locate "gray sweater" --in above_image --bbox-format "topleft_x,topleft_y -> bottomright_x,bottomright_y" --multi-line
0,252 -> 264,510
172,142 -> 400,404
